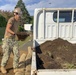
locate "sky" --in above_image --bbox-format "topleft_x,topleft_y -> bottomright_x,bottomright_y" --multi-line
0,0 -> 76,16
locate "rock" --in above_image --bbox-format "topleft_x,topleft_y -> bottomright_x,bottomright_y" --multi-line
19,53 -> 27,68
19,53 -> 27,62
15,71 -> 25,75
25,47 -> 32,75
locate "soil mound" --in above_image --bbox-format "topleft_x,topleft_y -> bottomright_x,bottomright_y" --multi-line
36,38 -> 76,69
16,32 -> 29,41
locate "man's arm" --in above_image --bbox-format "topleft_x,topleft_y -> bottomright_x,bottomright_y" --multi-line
6,24 -> 15,35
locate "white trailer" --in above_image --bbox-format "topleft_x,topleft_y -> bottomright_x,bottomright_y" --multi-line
31,8 -> 76,75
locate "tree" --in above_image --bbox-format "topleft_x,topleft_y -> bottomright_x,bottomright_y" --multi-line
0,10 -> 13,21
15,0 -> 31,24
30,16 -> 34,24
0,14 -> 7,27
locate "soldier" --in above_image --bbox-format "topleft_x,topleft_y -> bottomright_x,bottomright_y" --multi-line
1,7 -> 22,74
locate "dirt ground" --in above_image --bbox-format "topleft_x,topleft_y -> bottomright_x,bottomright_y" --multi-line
36,38 -> 76,69
0,45 -> 27,75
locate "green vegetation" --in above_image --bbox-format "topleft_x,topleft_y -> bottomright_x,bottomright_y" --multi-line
0,15 -> 7,27
0,10 -> 13,22
18,25 -> 24,32
0,27 -> 5,44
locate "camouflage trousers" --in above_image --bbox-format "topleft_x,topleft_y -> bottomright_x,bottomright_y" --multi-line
1,37 -> 19,68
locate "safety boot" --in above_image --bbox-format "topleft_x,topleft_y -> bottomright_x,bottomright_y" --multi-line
1,66 -> 7,74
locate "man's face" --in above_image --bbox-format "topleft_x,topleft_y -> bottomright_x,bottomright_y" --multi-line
15,12 -> 22,20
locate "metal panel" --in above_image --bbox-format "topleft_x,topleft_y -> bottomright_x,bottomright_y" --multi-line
59,23 -> 72,39
46,11 -> 55,23
37,69 -> 76,75
38,12 -> 44,39
31,52 -> 37,75
46,24 -> 57,38
73,24 -> 76,38
37,10 -> 58,41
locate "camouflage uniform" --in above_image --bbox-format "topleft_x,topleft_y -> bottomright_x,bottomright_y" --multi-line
1,17 -> 21,69
1,37 -> 19,68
